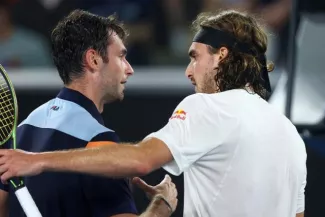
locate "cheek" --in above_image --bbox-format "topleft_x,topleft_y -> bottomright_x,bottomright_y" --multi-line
105,59 -> 123,79
190,61 -> 202,77
193,61 -> 208,78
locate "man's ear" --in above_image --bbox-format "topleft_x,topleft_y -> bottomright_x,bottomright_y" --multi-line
218,46 -> 229,61
212,46 -> 229,70
84,49 -> 102,72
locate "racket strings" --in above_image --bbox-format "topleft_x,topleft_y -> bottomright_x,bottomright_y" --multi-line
0,76 -> 14,141
0,104 -> 12,137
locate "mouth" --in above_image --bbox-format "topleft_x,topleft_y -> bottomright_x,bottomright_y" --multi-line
121,81 -> 127,84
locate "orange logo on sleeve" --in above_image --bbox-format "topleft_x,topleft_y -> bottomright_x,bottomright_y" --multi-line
170,109 -> 187,120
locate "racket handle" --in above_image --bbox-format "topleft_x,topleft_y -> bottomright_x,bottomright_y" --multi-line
14,186 -> 43,217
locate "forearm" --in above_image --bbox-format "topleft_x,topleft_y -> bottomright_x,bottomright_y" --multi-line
140,196 -> 173,217
38,143 -> 150,178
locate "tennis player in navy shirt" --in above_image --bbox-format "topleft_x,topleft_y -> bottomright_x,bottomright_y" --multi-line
0,9 -> 178,217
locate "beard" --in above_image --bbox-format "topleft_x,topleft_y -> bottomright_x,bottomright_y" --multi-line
101,82 -> 124,104
195,69 -> 219,94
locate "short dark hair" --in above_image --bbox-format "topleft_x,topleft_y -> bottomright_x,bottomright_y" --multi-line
192,10 -> 274,99
51,9 -> 128,84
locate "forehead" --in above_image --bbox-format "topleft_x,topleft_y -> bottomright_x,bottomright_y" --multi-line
108,32 -> 125,51
188,42 -> 209,54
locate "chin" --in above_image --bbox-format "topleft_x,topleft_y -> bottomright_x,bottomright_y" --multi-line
118,92 -> 124,101
104,93 -> 123,104
118,95 -> 124,101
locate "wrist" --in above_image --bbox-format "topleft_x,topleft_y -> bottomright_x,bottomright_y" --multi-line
150,195 -> 173,216
153,195 -> 173,213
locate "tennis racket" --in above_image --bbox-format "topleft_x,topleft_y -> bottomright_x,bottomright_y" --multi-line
0,64 -> 42,217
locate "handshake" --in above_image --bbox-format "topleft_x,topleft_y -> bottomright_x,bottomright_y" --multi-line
132,174 -> 179,217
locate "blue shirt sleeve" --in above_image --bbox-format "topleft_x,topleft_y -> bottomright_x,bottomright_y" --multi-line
90,131 -> 121,142
81,131 -> 138,216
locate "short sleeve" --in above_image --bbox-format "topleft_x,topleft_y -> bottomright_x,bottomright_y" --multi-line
145,94 -> 239,175
296,169 -> 307,213
86,130 -> 120,148
81,131 -> 138,216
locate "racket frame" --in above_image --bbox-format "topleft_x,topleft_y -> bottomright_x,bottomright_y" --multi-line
0,64 -> 18,148
0,64 -> 42,217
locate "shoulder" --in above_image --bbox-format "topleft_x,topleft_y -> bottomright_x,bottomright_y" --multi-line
172,93 -> 240,126
178,90 -> 258,111
18,99 -> 54,127
179,93 -> 206,104
19,98 -> 114,141
168,94 -> 213,123
178,92 -> 227,107
176,93 -> 210,110
175,93 -> 224,115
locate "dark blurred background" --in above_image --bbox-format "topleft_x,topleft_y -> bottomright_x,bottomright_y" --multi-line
1,0 -> 325,216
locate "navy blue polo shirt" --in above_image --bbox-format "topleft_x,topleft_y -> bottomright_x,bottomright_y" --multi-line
0,87 -> 138,217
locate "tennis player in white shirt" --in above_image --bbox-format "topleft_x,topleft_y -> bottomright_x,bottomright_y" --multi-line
0,10 -> 307,217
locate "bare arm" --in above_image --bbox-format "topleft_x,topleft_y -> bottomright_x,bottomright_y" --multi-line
41,138 -> 172,177
0,190 -> 8,217
0,138 -> 173,181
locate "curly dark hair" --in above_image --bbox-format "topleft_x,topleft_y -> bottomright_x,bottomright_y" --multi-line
192,10 -> 274,99
51,9 -> 128,85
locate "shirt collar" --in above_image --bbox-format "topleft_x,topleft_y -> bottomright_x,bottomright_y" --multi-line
57,87 -> 104,125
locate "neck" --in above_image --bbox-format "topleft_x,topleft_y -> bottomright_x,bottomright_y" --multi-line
66,81 -> 104,113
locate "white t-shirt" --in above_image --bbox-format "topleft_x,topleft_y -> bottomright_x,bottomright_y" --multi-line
145,89 -> 307,217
